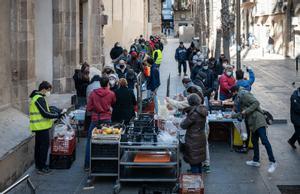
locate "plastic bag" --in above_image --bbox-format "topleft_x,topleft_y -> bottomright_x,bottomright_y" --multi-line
158,131 -> 177,144
234,120 -> 248,141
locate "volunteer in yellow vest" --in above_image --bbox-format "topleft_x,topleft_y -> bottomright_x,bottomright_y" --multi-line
29,81 -> 61,175
152,43 -> 163,67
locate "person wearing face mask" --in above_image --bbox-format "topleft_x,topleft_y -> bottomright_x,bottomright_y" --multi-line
182,77 -> 203,97
215,54 -> 227,76
175,42 -> 188,76
199,61 -> 216,99
102,64 -> 115,77
29,81 -> 63,175
115,60 -> 128,79
152,43 -> 163,68
130,39 -> 142,54
108,74 -> 119,93
219,65 -> 236,100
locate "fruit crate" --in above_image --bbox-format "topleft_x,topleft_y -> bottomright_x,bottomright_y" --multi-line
180,174 -> 204,194
51,136 -> 76,155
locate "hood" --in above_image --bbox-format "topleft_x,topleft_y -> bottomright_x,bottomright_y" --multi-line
183,105 -> 207,117
94,88 -> 111,97
30,90 -> 43,98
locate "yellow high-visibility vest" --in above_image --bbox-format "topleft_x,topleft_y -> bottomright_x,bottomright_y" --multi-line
152,49 -> 163,65
29,94 -> 53,132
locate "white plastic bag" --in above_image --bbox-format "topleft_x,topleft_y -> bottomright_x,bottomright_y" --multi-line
234,120 -> 248,141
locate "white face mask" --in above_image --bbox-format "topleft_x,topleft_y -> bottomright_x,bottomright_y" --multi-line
226,71 -> 232,77
203,66 -> 208,70
197,52 -> 201,56
109,80 -> 116,86
45,91 -> 51,97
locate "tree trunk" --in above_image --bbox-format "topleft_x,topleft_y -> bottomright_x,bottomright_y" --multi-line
221,0 -> 233,61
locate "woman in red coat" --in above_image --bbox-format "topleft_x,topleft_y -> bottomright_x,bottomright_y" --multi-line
219,65 -> 236,100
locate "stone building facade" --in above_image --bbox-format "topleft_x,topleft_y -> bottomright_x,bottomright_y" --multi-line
149,0 -> 162,35
173,0 -> 193,37
102,0 -> 150,64
0,0 -> 107,114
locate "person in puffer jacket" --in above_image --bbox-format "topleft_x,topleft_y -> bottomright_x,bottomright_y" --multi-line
180,93 -> 208,174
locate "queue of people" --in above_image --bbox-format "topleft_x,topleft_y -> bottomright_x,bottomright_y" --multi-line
72,35 -> 163,171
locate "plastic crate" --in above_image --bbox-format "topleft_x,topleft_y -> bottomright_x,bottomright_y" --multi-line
49,150 -> 76,169
180,174 -> 204,194
51,136 -> 76,155
91,160 -> 118,174
91,143 -> 118,158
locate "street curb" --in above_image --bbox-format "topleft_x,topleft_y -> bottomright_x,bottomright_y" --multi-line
273,119 -> 288,124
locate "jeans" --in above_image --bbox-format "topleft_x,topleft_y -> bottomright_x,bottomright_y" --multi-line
35,129 -> 50,170
252,127 -> 276,163
84,122 -> 96,168
147,90 -> 159,114
289,125 -> 300,144
178,61 -> 187,74
190,163 -> 202,174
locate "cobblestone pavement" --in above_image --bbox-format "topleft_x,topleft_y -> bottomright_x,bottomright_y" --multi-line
27,39 -> 300,194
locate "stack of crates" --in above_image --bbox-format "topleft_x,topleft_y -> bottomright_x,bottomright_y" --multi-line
50,135 -> 76,169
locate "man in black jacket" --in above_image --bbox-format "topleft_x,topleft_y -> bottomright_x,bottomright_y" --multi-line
288,87 -> 300,148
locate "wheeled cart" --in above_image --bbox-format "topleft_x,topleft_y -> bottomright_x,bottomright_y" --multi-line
114,140 -> 180,193
89,139 -> 120,177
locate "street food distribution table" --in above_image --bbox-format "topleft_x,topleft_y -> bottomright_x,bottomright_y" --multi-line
208,112 -> 238,151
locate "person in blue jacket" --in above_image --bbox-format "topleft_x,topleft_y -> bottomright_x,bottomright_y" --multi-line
146,57 -> 160,113
236,67 -> 255,91
175,42 -> 188,76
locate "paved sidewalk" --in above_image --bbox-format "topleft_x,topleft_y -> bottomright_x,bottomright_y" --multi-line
24,39 -> 300,194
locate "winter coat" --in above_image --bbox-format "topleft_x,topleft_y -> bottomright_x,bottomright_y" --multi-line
232,89 -> 267,132
215,58 -> 224,76
147,63 -> 160,91
110,46 -> 123,60
201,68 -> 215,90
192,54 -> 204,66
116,68 -> 128,79
175,47 -> 187,62
112,87 -> 137,124
236,69 -> 255,91
190,65 -> 203,81
180,105 -> 208,165
73,70 -> 90,98
128,59 -> 143,74
290,88 -> 300,126
126,71 -> 137,90
86,81 -> 101,100
219,73 -> 236,99
87,87 -> 116,122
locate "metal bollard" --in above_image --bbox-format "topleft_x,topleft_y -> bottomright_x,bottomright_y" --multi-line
296,56 -> 299,72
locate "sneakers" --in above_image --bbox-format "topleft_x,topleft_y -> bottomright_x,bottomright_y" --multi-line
235,147 -> 248,154
37,168 -> 52,175
202,165 -> 211,173
246,160 -> 261,167
267,162 -> 277,173
288,139 -> 296,149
